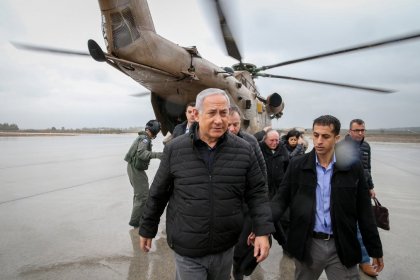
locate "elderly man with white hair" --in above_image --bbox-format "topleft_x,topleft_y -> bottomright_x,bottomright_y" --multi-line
139,88 -> 274,280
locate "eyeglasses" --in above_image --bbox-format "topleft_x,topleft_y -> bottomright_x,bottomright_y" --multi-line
350,129 -> 366,133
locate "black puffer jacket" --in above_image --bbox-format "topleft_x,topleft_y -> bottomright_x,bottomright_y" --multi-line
140,126 -> 274,257
237,130 -> 267,179
343,135 -> 374,188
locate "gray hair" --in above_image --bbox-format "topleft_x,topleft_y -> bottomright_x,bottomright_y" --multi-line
195,88 -> 230,112
349,118 -> 365,129
262,129 -> 279,141
229,106 -> 241,116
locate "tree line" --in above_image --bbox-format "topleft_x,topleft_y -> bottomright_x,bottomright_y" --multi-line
0,122 -> 138,134
0,123 -> 19,131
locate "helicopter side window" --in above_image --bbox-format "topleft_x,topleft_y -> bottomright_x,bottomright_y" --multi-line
110,8 -> 140,49
241,77 -> 248,88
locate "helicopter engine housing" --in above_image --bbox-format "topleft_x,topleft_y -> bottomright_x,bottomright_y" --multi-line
266,92 -> 284,117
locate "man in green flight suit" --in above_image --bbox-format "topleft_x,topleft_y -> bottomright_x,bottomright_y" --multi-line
124,120 -> 163,228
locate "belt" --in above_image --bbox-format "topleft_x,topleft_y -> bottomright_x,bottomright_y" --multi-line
313,231 -> 333,240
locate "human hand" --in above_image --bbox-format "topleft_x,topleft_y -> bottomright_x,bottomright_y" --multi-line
247,232 -> 256,246
253,235 -> 270,263
372,257 -> 384,273
139,236 -> 153,252
369,189 -> 376,198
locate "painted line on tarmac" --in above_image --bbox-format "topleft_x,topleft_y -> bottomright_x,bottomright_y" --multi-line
0,174 -> 125,206
0,154 -> 119,170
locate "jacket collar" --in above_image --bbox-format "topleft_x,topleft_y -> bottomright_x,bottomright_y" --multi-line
303,149 -> 349,172
302,149 -> 317,171
138,130 -> 150,139
344,134 -> 365,145
260,141 -> 282,156
190,122 -> 227,148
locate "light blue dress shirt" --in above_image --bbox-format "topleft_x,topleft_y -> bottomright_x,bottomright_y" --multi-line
314,154 -> 336,234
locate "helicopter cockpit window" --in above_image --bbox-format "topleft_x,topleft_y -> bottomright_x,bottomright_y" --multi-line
110,8 -> 140,49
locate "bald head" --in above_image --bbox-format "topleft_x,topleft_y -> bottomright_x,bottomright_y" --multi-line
264,130 -> 280,150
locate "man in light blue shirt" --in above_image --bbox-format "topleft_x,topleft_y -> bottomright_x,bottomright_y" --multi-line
314,155 -> 335,236
271,115 -> 384,280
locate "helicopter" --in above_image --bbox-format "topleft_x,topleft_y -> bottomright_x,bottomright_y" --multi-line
12,0 -> 420,135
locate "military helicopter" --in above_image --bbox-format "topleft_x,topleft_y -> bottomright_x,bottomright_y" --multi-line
13,0 -> 420,135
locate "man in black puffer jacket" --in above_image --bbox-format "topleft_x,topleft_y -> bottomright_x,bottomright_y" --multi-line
139,88 -> 274,280
343,118 -> 378,277
344,119 -> 375,193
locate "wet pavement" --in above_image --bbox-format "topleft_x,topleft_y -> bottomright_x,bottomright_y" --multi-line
1,134 -> 419,279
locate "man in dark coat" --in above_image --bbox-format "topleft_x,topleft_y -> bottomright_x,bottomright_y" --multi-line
271,115 -> 384,279
345,119 -> 375,196
344,118 -> 378,277
227,106 -> 268,280
259,129 -> 289,199
171,101 -> 196,139
259,129 -> 291,275
227,106 -> 267,178
139,88 -> 274,280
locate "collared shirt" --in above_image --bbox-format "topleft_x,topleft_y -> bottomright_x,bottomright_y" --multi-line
193,126 -> 226,171
314,154 -> 336,234
195,139 -> 217,170
185,121 -> 197,134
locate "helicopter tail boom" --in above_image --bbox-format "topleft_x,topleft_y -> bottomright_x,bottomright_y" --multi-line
98,0 -> 156,52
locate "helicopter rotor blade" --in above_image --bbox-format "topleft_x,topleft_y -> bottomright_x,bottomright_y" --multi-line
130,92 -> 151,98
255,73 -> 394,93
11,41 -> 90,57
256,31 -> 420,72
212,0 -> 242,62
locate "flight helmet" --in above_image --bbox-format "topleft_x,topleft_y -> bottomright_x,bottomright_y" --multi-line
145,120 -> 161,136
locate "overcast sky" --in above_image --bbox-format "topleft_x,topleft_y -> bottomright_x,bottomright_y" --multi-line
1,0 -> 419,130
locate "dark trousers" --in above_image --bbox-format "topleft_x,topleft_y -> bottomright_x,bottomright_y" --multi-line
233,213 -> 253,279
174,247 -> 234,280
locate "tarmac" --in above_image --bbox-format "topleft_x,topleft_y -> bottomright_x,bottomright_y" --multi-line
1,133 -> 420,279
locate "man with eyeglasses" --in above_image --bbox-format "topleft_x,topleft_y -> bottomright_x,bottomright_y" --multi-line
345,118 -> 378,277
346,119 -> 375,197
